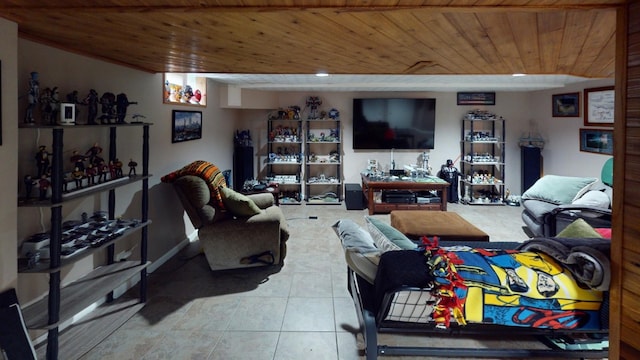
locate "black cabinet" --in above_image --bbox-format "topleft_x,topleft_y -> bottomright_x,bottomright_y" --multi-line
345,183 -> 365,210
233,146 -> 254,190
521,146 -> 542,192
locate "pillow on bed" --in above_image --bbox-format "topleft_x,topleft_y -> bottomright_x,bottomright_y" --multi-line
365,216 -> 417,251
332,219 -> 381,284
556,218 -> 603,239
572,190 -> 611,208
331,219 -> 378,253
522,175 -> 597,205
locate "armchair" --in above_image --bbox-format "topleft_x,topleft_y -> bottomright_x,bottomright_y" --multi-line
163,161 -> 289,271
521,171 -> 612,238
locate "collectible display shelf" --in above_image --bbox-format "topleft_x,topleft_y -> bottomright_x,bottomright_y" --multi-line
17,122 -> 152,360
305,118 -> 342,204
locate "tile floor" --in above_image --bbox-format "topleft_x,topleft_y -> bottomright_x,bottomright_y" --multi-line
79,203 -> 538,360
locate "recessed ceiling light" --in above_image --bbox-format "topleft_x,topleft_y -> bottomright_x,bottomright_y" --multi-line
316,72 -> 329,77
512,73 -> 526,77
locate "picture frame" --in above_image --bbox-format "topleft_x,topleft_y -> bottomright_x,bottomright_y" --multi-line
580,128 -> 613,155
584,86 -> 614,126
59,103 -> 76,125
457,92 -> 496,106
552,92 -> 580,117
172,110 -> 202,143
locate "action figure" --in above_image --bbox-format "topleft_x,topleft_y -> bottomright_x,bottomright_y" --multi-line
23,175 -> 36,199
115,93 -> 137,123
70,150 -> 86,171
113,158 -> 124,177
24,72 -> 39,124
83,89 -> 99,125
99,92 -> 116,124
85,163 -> 97,186
38,175 -> 50,200
66,90 -> 82,119
40,86 -> 60,125
97,161 -> 109,183
439,159 -> 459,203
306,96 -> 322,119
72,167 -> 85,189
128,158 -> 138,176
85,142 -> 103,166
35,145 -> 51,178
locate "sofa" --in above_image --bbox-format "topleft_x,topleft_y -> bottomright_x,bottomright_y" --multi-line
162,161 -> 289,271
521,174 -> 612,237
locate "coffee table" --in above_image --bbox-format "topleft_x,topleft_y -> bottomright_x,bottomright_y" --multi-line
390,210 -> 489,242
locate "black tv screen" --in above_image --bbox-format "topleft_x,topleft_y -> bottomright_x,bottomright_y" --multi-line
352,98 -> 436,150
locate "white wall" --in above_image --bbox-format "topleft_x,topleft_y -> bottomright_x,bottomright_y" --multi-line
0,18 -> 19,291
528,79 -> 614,178
12,39 -> 239,302
236,89 -> 586,198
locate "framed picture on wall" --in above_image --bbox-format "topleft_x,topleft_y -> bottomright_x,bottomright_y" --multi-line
580,128 -> 613,155
552,92 -> 580,117
172,110 -> 202,143
457,92 -> 496,106
584,86 -> 614,126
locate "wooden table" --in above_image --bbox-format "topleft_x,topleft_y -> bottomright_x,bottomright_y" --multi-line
361,174 -> 449,215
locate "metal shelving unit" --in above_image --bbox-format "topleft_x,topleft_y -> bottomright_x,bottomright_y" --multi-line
267,116 -> 303,204
17,123 -> 152,360
460,115 -> 506,205
305,117 -> 342,204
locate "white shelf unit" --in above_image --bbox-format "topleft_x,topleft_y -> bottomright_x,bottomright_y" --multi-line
459,117 -> 506,205
267,117 -> 303,204
305,118 -> 342,204
17,123 -> 152,360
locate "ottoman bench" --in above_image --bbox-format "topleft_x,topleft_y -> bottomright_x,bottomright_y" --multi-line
390,210 -> 489,242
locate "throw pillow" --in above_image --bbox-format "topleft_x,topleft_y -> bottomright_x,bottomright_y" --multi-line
219,187 -> 262,217
522,175 -> 597,205
595,228 -> 612,239
365,216 -> 417,251
331,219 -> 378,253
161,160 -> 227,209
556,218 -> 603,239
572,190 -> 611,208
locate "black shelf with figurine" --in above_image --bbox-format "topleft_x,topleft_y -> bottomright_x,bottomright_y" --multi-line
266,107 -> 304,204
17,120 -> 152,360
305,104 -> 342,205
459,111 -> 506,205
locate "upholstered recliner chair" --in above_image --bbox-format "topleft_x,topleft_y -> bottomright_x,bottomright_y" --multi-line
162,161 -> 289,271
521,161 -> 613,238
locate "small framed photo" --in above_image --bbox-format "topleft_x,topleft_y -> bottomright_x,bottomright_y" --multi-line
457,92 -> 496,106
584,86 -> 615,126
552,92 -> 579,117
172,110 -> 202,143
59,103 -> 76,125
580,128 -> 613,155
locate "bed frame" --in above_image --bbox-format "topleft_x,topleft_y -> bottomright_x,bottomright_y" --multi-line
347,268 -> 609,359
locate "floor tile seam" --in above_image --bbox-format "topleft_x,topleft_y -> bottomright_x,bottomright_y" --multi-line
137,329 -> 221,359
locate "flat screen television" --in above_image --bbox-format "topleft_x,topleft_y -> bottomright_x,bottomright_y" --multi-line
352,98 -> 436,150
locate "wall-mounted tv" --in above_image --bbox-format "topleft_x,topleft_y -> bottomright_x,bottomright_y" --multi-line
352,98 -> 436,150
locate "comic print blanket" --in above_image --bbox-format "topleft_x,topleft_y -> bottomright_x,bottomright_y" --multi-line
422,238 -> 606,330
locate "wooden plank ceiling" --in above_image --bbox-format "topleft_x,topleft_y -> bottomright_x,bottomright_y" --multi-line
0,1 -> 623,78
